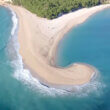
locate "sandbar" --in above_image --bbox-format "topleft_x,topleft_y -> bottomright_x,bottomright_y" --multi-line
1,2 -> 110,88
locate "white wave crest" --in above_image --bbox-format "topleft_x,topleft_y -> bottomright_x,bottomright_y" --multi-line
7,7 -> 105,97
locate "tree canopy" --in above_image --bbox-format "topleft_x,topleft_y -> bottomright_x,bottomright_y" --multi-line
12,0 -> 102,19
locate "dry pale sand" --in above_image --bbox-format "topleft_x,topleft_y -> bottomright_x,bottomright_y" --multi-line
0,0 -> 11,4
1,3 -> 110,88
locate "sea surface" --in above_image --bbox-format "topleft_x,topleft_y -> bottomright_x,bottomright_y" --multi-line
0,6 -> 110,110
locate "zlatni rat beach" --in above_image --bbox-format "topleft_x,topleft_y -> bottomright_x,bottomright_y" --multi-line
0,0 -> 110,110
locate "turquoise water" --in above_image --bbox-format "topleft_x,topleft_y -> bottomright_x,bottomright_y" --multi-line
56,8 -> 110,109
1,6 -> 110,110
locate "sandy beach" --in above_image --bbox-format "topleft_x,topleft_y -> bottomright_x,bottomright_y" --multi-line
1,2 -> 110,88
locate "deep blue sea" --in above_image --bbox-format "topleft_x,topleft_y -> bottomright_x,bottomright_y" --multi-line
1,6 -> 110,110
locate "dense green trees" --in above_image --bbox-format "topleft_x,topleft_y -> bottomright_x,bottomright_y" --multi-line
12,0 -> 101,19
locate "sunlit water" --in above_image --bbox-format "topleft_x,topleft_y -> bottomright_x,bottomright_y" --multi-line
0,6 -> 110,110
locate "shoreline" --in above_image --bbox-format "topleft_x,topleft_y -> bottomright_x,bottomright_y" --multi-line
50,5 -> 110,67
1,3 -> 110,89
23,62 -> 98,90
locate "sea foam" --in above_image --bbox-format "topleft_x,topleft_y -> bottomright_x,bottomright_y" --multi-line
6,7 -> 105,97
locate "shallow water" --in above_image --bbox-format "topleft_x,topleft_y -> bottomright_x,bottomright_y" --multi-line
0,6 -> 110,110
56,8 -> 110,110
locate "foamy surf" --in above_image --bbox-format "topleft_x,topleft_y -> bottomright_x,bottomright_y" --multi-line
6,7 -> 105,97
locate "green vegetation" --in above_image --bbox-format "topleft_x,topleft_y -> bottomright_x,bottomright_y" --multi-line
100,0 -> 110,3
12,0 -> 102,19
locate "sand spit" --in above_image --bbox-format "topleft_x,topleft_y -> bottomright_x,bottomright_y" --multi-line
1,3 -> 110,88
